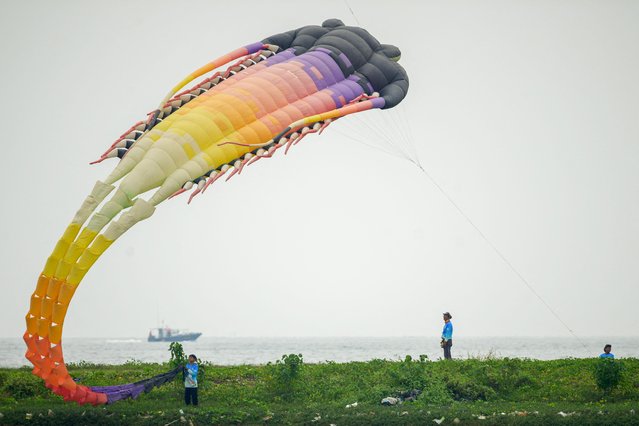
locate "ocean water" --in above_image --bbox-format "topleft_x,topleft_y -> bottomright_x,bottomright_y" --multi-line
1,336 -> 637,368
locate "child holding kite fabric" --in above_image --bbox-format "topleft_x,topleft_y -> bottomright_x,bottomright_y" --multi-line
184,354 -> 199,406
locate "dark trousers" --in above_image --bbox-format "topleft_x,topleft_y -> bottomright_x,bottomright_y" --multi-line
185,387 -> 198,406
443,339 -> 453,360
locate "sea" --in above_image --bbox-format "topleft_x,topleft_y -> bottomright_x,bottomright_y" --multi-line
1,336 -> 637,368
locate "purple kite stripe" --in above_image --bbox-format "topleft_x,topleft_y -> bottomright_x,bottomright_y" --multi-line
243,42 -> 265,54
314,47 -> 353,71
286,49 -> 347,93
303,51 -> 345,82
263,49 -> 296,67
325,80 -> 365,107
292,57 -> 335,90
370,97 -> 385,109
347,74 -> 374,93
338,52 -> 353,68
315,47 -> 333,55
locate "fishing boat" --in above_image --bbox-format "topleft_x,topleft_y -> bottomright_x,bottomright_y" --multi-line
147,326 -> 201,342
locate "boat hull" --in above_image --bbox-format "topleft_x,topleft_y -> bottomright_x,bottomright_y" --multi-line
147,332 -> 202,342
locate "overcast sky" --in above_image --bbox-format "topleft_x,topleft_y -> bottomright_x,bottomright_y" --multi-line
0,0 -> 637,340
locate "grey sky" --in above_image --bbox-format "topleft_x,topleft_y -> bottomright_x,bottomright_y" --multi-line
0,0 -> 637,341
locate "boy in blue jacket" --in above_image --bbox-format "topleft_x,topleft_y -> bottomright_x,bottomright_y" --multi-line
184,354 -> 199,406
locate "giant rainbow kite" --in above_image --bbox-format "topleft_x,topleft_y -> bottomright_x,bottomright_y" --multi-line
24,19 -> 408,404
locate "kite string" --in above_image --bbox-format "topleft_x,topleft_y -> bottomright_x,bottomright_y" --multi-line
413,164 -> 591,355
341,0 -> 587,355
343,0 -> 361,26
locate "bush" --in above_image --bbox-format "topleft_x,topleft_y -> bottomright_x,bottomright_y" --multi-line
420,379 -> 453,404
276,353 -> 303,382
269,353 -> 303,400
445,376 -> 496,401
593,358 -> 624,394
480,359 -> 536,394
168,342 -> 186,368
390,355 -> 430,390
2,372 -> 47,399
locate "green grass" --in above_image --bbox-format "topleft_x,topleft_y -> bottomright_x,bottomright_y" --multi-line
1,355 -> 638,425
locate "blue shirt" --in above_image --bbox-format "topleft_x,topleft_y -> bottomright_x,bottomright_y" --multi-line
599,353 -> 614,359
184,363 -> 198,388
442,321 -> 453,341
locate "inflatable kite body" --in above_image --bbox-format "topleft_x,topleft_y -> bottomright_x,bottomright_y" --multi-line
24,19 -> 408,404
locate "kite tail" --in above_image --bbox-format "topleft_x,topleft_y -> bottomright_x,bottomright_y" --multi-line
24,181 -> 156,405
89,366 -> 183,404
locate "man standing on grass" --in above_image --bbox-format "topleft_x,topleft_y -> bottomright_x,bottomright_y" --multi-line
599,344 -> 615,359
441,312 -> 453,360
184,354 -> 199,406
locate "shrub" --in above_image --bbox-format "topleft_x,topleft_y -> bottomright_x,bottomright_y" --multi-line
420,379 -> 453,404
277,354 -> 303,381
390,355 -> 430,390
445,376 -> 496,401
168,342 -> 186,368
481,359 -> 536,394
269,353 -> 304,400
2,372 -> 46,399
593,359 -> 624,394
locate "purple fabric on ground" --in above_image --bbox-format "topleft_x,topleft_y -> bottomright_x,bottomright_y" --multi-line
89,366 -> 182,404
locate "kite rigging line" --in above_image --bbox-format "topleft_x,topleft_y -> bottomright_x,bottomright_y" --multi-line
340,121 -> 590,354
414,165 -> 590,354
343,0 -> 361,26
340,3 -> 589,355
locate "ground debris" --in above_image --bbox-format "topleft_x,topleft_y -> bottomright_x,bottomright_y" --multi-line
381,397 -> 399,406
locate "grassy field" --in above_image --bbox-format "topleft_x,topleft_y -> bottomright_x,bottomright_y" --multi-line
1,354 -> 638,425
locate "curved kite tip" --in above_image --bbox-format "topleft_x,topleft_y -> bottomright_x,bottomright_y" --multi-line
89,157 -> 106,165
224,169 -> 237,182
168,188 -> 187,200
187,189 -> 201,204
284,138 -> 296,155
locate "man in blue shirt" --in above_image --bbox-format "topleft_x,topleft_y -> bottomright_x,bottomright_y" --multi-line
441,312 -> 453,360
599,344 -> 614,359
